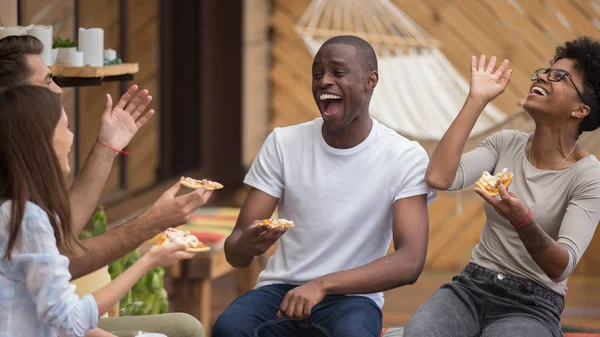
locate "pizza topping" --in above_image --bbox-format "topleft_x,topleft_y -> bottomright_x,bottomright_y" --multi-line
476,168 -> 513,196
157,227 -> 205,249
180,177 -> 224,190
262,218 -> 295,227
479,168 -> 507,190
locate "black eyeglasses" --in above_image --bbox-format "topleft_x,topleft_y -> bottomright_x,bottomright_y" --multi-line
531,68 -> 588,105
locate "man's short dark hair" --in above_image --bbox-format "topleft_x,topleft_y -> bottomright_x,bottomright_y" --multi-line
321,35 -> 378,73
0,35 -> 44,88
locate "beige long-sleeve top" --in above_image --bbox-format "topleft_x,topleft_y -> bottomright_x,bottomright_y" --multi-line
450,130 -> 600,295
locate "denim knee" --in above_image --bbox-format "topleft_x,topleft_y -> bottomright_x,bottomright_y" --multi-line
212,309 -> 255,337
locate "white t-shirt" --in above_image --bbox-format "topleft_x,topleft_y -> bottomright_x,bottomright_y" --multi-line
244,118 -> 436,308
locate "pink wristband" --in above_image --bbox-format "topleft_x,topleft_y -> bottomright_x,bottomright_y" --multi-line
97,139 -> 129,155
511,208 -> 532,227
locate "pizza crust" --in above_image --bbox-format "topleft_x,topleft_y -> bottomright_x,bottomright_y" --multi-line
476,168 -> 513,196
180,177 -> 224,191
259,218 -> 295,235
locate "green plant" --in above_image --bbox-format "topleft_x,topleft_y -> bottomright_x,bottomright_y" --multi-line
52,37 -> 78,48
79,208 -> 169,316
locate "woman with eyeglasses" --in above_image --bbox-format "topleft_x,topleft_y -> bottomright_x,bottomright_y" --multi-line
404,36 -> 600,337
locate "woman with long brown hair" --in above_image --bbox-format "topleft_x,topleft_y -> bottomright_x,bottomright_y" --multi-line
0,85 -> 196,337
405,36 -> 600,337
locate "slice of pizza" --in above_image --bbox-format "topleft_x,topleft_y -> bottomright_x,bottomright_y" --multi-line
475,168 -> 513,196
180,177 -> 224,191
155,227 -> 210,253
259,218 -> 295,235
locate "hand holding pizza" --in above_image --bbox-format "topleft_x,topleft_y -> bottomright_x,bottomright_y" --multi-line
141,242 -> 196,269
474,182 -> 529,224
277,281 -> 326,320
235,220 -> 289,256
97,84 -> 154,152
140,178 -> 213,233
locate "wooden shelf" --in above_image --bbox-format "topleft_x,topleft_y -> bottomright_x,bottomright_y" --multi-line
50,63 -> 139,87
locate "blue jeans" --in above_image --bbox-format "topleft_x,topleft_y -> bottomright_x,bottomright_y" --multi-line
212,284 -> 382,337
404,263 -> 564,337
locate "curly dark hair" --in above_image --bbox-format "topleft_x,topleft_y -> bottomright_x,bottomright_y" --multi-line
552,36 -> 600,134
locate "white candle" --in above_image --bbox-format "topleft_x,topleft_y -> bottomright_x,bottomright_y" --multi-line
0,26 -> 28,39
104,49 -> 117,61
27,25 -> 53,65
69,50 -> 84,67
78,27 -> 104,67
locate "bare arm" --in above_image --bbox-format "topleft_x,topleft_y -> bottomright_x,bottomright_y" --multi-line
224,188 -> 280,268
92,243 -> 193,316
314,195 -> 429,294
66,180 -> 213,280
277,195 -> 430,319
426,56 -> 511,190
67,215 -> 153,280
70,85 -> 154,234
514,220 -> 568,280
69,144 -> 118,233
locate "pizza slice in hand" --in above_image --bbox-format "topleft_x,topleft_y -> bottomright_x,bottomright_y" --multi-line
180,177 -> 224,191
259,218 -> 295,235
155,227 -> 210,252
476,168 -> 513,197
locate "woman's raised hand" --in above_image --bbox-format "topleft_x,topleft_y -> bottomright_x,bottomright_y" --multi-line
468,55 -> 512,103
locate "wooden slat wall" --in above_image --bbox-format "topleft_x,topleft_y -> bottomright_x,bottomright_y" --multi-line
78,0 -> 123,195
271,0 -> 600,129
242,0 -> 271,168
21,0 -> 78,183
123,0 -> 159,191
271,0 -> 600,276
0,0 -> 18,26
17,0 -> 160,197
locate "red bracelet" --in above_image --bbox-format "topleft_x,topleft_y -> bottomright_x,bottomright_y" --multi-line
511,208 -> 532,227
96,139 -> 129,155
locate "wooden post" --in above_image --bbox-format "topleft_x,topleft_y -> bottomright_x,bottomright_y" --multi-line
0,0 -> 18,26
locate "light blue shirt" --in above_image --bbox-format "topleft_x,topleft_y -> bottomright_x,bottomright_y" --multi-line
0,201 -> 98,337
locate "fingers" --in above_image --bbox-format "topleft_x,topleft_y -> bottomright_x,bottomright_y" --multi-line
293,301 -> 305,320
180,188 -> 213,209
258,226 -> 287,242
115,85 -> 139,110
135,109 -> 155,129
103,94 -> 113,116
302,302 -> 312,318
473,187 -> 497,206
478,55 -> 486,72
173,251 -> 196,260
279,295 -> 290,318
494,59 -> 510,77
130,93 -> 153,120
252,221 -> 272,235
485,56 -> 497,73
499,68 -> 513,87
471,55 -> 477,73
162,242 -> 188,252
162,178 -> 184,198
498,183 -> 511,200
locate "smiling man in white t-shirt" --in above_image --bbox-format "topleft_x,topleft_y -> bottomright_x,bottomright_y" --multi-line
213,35 -> 436,337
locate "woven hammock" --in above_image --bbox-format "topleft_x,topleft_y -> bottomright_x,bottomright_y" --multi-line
295,0 -> 508,141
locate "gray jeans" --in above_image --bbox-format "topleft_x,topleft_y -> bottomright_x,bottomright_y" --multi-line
404,263 -> 563,337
